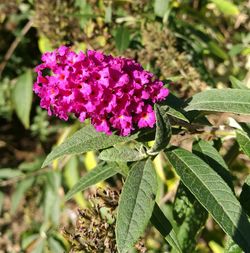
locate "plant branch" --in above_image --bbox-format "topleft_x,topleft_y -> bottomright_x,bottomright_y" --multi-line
0,166 -> 51,187
0,19 -> 33,77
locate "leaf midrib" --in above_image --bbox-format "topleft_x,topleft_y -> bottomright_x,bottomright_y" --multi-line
43,132 -> 137,167
170,150 -> 247,245
118,162 -> 147,252
117,163 -> 150,253
43,130 -> 97,166
48,135 -> 100,158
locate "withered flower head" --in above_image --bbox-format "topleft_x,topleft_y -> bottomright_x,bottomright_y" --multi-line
63,188 -> 147,253
63,188 -> 119,253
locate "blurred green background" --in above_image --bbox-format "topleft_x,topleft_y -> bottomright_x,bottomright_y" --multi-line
0,0 -> 249,252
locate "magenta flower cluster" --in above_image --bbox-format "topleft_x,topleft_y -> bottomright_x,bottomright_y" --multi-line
34,46 -> 169,136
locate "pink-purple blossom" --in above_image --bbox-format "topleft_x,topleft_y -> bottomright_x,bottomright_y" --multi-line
33,46 -> 169,136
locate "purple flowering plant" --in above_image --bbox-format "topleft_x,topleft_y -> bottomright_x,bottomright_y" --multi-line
34,46 -> 169,136
36,46 -> 250,253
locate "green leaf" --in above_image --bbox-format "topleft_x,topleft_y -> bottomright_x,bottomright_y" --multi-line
229,44 -> 244,57
148,104 -> 172,155
42,125 -> 139,168
44,184 -> 55,220
185,110 -> 211,126
225,237 -> 243,253
115,26 -> 130,53
46,169 -> 61,192
74,0 -> 93,27
31,239 -> 45,253
173,183 -> 208,252
48,237 -> 65,253
236,130 -> 250,158
11,177 -> 34,213
63,156 -> 86,207
12,70 -> 33,129
154,0 -> 170,18
162,93 -> 189,122
99,144 -> 147,162
230,76 -> 248,90
116,162 -> 130,177
116,159 -> 157,253
0,168 -> 23,179
18,158 -> 44,172
210,0 -> 239,16
21,234 -> 39,249
192,140 -> 234,191
207,41 -> 228,60
105,4 -> 112,23
65,162 -> 118,201
185,89 -> 250,116
44,172 -> 61,226
151,203 -> 182,253
165,148 -> 250,252
239,175 -> 250,216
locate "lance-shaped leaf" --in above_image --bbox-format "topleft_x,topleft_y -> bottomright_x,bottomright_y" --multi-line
192,140 -> 234,191
225,237 -> 243,253
230,76 -> 248,90
165,148 -> 250,252
211,0 -> 239,16
147,104 -> 172,155
99,144 -> 147,162
154,0 -> 170,17
236,130 -> 250,158
65,162 -> 119,201
116,159 -> 157,253
151,203 -> 182,253
11,178 -> 34,213
173,182 -> 208,252
48,237 -> 66,253
42,125 -> 139,168
163,93 -> 189,122
0,168 -> 23,179
115,26 -> 130,53
63,156 -> 86,207
185,89 -> 250,116
13,70 -> 33,129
